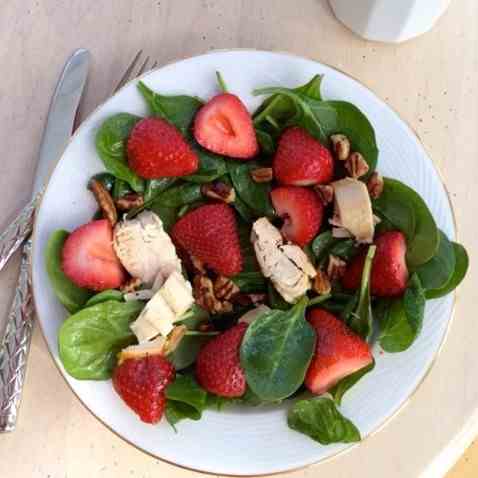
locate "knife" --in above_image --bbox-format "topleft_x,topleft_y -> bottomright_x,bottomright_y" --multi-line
0,49 -> 90,432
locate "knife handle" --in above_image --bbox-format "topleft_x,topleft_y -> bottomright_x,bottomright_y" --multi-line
0,194 -> 40,272
0,240 -> 35,432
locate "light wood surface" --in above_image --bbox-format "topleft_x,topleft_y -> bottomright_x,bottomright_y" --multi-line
1,0 -> 476,476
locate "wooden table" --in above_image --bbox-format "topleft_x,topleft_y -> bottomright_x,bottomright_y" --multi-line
1,0 -> 476,476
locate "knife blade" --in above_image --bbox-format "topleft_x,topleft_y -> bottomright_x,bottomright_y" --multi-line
0,49 -> 90,432
0,49 -> 90,272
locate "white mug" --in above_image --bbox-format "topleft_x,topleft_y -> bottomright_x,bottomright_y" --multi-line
328,0 -> 452,43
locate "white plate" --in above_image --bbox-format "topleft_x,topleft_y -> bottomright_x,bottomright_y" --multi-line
31,50 -> 455,476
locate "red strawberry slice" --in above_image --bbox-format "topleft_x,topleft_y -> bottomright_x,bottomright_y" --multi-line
62,219 -> 126,291
193,93 -> 258,159
171,203 -> 243,276
342,231 -> 408,297
273,126 -> 334,186
196,322 -> 248,397
113,355 -> 175,424
305,309 -> 373,395
127,117 -> 199,178
270,186 -> 323,247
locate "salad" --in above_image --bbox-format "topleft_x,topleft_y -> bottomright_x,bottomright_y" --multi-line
45,71 -> 468,446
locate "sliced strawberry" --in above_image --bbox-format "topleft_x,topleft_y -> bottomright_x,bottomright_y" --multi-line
273,127 -> 334,186
62,219 -> 126,291
171,203 -> 243,276
271,186 -> 323,247
193,93 -> 258,159
113,355 -> 175,424
196,322 -> 248,397
305,309 -> 373,395
127,117 -> 199,178
342,231 -> 408,297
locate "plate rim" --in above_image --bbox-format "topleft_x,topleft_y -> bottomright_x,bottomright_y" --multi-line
30,48 -> 458,476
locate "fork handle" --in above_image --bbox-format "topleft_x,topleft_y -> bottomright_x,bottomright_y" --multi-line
0,194 -> 40,272
0,240 -> 35,432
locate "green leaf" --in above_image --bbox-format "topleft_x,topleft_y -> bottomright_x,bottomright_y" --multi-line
232,272 -> 267,293
416,230 -> 455,291
348,245 -> 376,340
379,274 -> 425,352
294,74 -> 323,100
378,178 -> 439,266
112,178 -> 132,200
255,128 -> 275,155
312,231 -> 335,261
84,290 -> 123,307
183,146 -> 227,183
144,178 -> 177,203
216,71 -> 228,93
307,293 -> 332,307
426,242 -> 469,299
58,300 -> 144,379
267,282 -> 292,310
45,230 -> 92,313
228,161 -> 274,217
152,183 -> 202,208
137,81 -> 202,134
149,204 -> 178,232
329,239 -> 359,261
287,397 -> 361,445
166,374 -> 208,412
95,113 -> 144,192
240,297 -> 315,401
330,360 -> 375,405
165,401 -> 201,428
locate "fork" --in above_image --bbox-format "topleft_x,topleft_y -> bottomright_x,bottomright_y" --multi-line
0,50 -> 158,432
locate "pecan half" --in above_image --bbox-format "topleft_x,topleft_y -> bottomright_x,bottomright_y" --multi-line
201,181 -> 236,203
89,179 -> 117,226
314,184 -> 334,206
367,172 -> 384,199
115,193 -> 144,211
344,152 -> 369,179
327,255 -> 347,281
120,277 -> 142,293
313,269 -> 331,295
250,167 -> 273,183
193,275 -> 233,314
330,134 -> 351,161
214,275 -> 240,301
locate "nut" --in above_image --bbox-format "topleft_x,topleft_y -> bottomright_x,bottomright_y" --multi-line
330,134 -> 351,161
190,255 -> 206,274
89,179 -> 117,226
367,172 -> 384,199
201,181 -> 236,204
313,269 -> 331,295
120,277 -> 142,293
163,325 -> 187,355
344,152 -> 369,179
214,275 -> 240,301
193,275 -> 233,314
115,193 -> 144,211
250,167 -> 273,183
327,254 -> 347,281
314,184 -> 334,206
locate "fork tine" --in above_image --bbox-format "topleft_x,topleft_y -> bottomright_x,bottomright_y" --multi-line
136,55 -> 150,78
112,50 -> 143,94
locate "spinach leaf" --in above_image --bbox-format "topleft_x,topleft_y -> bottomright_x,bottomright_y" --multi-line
307,293 -> 332,307
378,178 -> 439,266
58,300 -> 144,379
165,400 -> 201,428
45,230 -> 92,313
329,239 -> 359,261
232,272 -> 267,293
295,74 -> 323,100
237,220 -> 260,272
255,128 -> 275,155
183,147 -> 227,183
348,246 -> 376,340
372,186 -> 416,241
144,178 -> 177,203
312,231 -> 335,261
84,289 -> 123,307
152,183 -> 202,208
416,230 -> 455,291
426,242 -> 469,299
112,178 -> 132,200
95,113 -> 144,192
379,274 -> 425,352
149,205 -> 178,232
240,297 -> 315,401
227,161 -> 274,217
287,397 -> 361,445
137,81 -> 202,134
330,360 -> 375,405
312,231 -> 358,265
215,71 -> 228,92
